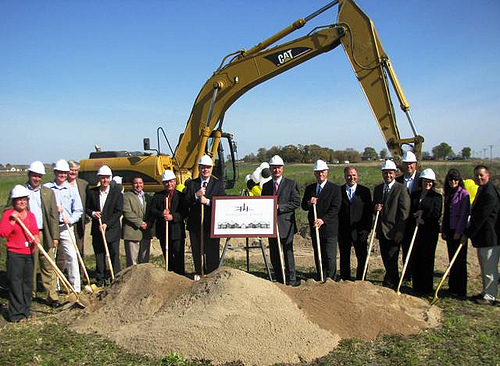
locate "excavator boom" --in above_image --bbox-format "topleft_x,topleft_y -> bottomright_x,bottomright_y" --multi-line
174,0 -> 423,175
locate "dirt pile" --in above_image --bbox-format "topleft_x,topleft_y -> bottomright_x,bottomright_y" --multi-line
68,264 -> 440,365
70,264 -> 339,365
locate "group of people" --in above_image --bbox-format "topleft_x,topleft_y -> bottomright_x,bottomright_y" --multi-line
266,151 -> 499,307
1,152 -> 499,322
0,155 -> 225,322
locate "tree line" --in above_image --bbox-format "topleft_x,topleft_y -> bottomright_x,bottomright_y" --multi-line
241,143 -> 473,163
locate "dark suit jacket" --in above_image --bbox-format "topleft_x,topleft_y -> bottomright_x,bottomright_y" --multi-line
74,178 -> 89,240
465,181 -> 500,248
301,180 -> 341,237
338,183 -> 373,242
396,171 -> 421,195
86,185 -> 123,242
262,177 -> 300,240
185,176 -> 225,233
409,188 -> 442,234
150,189 -> 188,241
373,181 -> 410,240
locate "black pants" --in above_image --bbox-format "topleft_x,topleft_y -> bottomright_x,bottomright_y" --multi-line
401,234 -> 413,281
160,238 -> 185,275
445,229 -> 467,296
312,235 -> 337,280
268,237 -> 296,284
189,231 -> 220,275
410,228 -> 438,293
338,236 -> 367,280
379,235 -> 400,288
7,251 -> 33,322
92,235 -> 120,282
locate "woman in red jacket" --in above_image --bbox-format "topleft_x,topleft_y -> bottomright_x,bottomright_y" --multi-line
0,185 -> 40,322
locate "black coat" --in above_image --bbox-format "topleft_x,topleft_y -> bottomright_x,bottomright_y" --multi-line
409,188 -> 442,235
301,180 -> 341,238
185,177 -> 225,233
86,185 -> 123,242
150,189 -> 188,241
262,177 -> 300,240
338,184 -> 373,242
465,181 -> 500,248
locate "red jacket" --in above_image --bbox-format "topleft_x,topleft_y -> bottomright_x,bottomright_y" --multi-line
0,209 -> 39,254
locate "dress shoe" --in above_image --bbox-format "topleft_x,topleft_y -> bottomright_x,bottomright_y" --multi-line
470,293 -> 484,300
287,280 -> 301,287
474,298 -> 494,306
49,299 -> 62,308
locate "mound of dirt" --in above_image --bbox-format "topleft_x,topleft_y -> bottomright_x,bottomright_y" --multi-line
281,279 -> 441,341
68,264 -> 440,365
70,264 -> 339,365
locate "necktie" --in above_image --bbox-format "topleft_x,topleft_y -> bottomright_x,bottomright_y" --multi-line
273,181 -> 279,195
316,184 -> 322,197
383,184 -> 390,203
168,191 -> 173,209
348,187 -> 354,201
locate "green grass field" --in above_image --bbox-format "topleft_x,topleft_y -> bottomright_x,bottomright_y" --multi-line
0,162 -> 499,365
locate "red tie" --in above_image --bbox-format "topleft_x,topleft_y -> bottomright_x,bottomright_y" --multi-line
168,191 -> 173,209
273,181 -> 279,195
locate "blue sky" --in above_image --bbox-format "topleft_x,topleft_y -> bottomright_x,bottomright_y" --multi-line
1,0 -> 499,164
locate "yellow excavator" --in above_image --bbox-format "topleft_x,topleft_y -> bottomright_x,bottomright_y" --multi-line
79,0 -> 424,191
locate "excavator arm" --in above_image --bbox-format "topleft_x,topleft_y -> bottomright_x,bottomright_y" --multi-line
174,0 -> 423,177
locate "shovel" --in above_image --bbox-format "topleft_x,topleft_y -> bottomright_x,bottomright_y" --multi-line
65,223 -> 98,293
312,203 -> 324,282
16,217 -> 88,308
164,196 -> 169,271
200,202 -> 205,278
431,241 -> 464,305
396,223 -> 419,295
275,224 -> 286,284
98,217 -> 115,281
361,210 -> 379,281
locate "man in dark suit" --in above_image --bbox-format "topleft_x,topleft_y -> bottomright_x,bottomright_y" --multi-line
150,170 -> 189,275
25,161 -> 60,306
338,166 -> 373,281
373,160 -> 410,289
301,160 -> 341,281
463,165 -> 499,305
262,155 -> 301,286
86,165 -> 123,286
395,150 -> 421,281
185,155 -> 225,279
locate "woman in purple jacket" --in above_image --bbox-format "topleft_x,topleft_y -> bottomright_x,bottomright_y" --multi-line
441,169 -> 470,297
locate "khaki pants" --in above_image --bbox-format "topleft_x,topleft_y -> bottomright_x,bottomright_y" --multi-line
32,232 -> 58,301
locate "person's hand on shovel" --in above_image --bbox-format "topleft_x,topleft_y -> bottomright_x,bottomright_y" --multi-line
52,239 -> 59,248
314,217 -> 324,229
163,208 -> 173,221
414,210 -> 424,226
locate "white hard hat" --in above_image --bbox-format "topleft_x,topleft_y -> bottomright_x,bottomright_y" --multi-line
97,165 -> 112,176
198,155 -> 213,167
162,170 -> 176,181
11,185 -> 30,199
380,159 -> 397,171
420,168 -> 436,181
112,176 -> 122,185
54,159 -> 70,172
313,159 -> 329,171
28,161 -> 46,175
268,155 -> 284,166
402,151 -> 417,163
